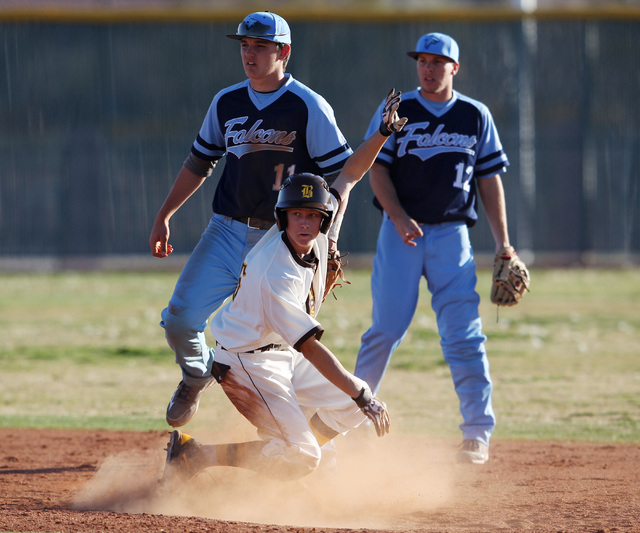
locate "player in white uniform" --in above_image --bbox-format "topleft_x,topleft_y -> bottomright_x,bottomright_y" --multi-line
163,95 -> 407,481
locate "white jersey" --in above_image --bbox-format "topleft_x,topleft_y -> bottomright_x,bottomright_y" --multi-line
210,205 -> 334,354
208,195 -> 368,475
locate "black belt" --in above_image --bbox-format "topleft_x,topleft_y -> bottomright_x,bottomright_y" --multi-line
415,220 -> 464,226
250,343 -> 285,353
217,342 -> 285,353
232,216 -> 274,230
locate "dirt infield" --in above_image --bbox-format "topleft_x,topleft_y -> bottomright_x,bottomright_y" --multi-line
1,428 -> 639,533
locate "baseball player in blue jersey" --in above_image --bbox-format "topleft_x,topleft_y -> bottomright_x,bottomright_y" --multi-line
162,98 -> 407,480
149,12 -> 353,428
354,33 -> 527,464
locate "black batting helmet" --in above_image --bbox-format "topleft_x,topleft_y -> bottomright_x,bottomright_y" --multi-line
274,173 -> 333,234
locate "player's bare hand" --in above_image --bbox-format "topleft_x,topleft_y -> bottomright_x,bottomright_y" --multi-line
152,241 -> 174,258
150,220 -> 174,258
392,215 -> 423,246
380,88 -> 408,136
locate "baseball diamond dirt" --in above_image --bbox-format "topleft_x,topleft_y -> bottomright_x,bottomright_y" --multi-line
1,428 -> 639,533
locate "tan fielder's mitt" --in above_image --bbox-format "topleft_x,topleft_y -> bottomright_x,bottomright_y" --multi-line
323,251 -> 351,301
490,246 -> 530,306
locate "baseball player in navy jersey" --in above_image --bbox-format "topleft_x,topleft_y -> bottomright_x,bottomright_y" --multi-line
354,33 -> 517,465
163,102 -> 407,480
149,12 -> 354,428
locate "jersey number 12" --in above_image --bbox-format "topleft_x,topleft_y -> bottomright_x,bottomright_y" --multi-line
453,163 -> 473,192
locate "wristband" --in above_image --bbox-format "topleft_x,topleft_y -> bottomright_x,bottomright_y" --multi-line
379,121 -> 393,137
352,386 -> 373,408
328,187 -> 342,208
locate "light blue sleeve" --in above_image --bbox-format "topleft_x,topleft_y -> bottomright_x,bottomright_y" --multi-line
475,102 -> 509,178
304,90 -> 353,173
192,81 -> 248,160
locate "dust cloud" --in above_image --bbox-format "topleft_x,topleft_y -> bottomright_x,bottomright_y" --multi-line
72,429 -> 461,530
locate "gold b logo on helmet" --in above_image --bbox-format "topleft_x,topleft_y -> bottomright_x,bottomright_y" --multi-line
301,184 -> 313,198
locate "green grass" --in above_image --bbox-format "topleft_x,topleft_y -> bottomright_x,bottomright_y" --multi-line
1,268 -> 639,442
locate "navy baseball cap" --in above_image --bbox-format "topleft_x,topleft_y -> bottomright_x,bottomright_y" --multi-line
227,12 -> 291,45
407,32 -> 459,63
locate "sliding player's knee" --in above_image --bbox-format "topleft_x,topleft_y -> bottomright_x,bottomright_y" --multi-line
260,439 -> 322,479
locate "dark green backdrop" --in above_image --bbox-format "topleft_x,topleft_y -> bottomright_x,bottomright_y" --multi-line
1,13 -> 638,265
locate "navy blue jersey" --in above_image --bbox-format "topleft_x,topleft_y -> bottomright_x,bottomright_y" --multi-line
193,74 -> 352,221
366,89 -> 509,227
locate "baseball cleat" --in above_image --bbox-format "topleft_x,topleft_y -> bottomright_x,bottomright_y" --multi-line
166,380 -> 212,427
163,430 -> 208,480
456,439 -> 489,465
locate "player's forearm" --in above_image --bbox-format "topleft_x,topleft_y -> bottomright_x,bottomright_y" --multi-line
155,165 -> 207,222
332,88 -> 405,202
478,175 -> 510,252
331,131 -> 388,206
369,164 -> 406,221
300,338 -> 365,398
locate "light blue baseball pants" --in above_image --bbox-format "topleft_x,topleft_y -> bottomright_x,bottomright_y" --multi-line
354,214 -> 495,445
160,213 -> 269,387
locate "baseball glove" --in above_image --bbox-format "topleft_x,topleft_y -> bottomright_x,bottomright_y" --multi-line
323,251 -> 351,301
490,246 -> 530,306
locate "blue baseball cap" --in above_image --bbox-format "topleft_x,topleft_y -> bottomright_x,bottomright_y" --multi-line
407,32 -> 459,63
227,12 -> 291,45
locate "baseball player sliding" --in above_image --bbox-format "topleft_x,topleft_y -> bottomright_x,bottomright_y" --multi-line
163,92 -> 407,481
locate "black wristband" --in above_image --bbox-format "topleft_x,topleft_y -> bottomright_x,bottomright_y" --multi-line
352,386 -> 373,408
328,187 -> 342,207
379,121 -> 393,137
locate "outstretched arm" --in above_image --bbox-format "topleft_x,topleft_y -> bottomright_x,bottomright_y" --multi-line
300,336 -> 366,398
325,90 -> 407,250
300,336 -> 390,436
331,89 -> 407,213
330,130 -> 388,207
